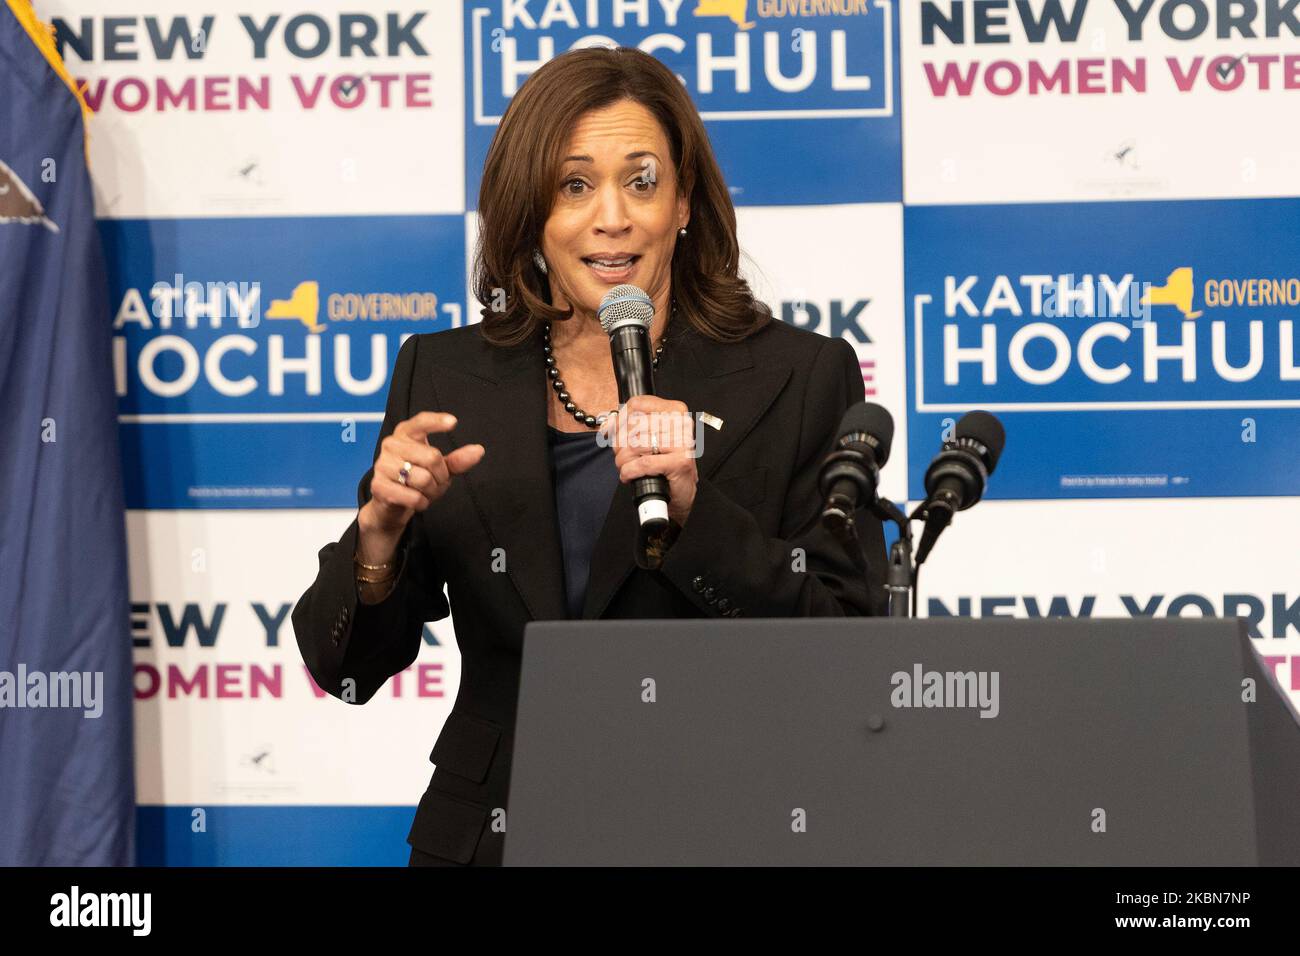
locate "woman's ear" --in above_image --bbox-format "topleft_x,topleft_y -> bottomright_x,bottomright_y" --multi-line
676,193 -> 690,232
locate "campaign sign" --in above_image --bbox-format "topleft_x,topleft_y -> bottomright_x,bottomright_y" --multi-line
101,214 -> 467,508
463,0 -> 901,208
738,203 -> 908,501
901,0 -> 1300,205
905,198 -> 1300,500
44,1 -> 465,219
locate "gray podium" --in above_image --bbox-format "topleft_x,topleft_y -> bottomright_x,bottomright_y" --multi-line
503,618 -> 1300,866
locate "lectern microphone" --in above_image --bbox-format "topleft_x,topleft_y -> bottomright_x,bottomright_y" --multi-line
913,410 -> 1006,567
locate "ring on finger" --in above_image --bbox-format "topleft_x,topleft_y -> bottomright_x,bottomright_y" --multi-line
398,460 -> 413,486
649,433 -> 660,455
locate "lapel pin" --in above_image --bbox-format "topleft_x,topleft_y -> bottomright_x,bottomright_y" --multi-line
698,412 -> 724,431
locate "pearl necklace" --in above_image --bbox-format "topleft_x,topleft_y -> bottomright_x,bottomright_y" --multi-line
543,314 -> 670,429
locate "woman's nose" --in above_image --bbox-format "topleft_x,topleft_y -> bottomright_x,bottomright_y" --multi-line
592,182 -> 632,235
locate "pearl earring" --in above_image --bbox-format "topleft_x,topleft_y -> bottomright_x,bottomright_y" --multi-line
678,227 -> 687,237
533,249 -> 548,274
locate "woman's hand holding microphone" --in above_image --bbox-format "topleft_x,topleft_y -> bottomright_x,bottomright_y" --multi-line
355,412 -> 486,602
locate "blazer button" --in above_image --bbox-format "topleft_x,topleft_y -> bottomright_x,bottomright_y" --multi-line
692,576 -> 706,593
716,598 -> 731,613
703,587 -> 716,602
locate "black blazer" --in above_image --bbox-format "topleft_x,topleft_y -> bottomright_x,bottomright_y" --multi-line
292,316 -> 888,865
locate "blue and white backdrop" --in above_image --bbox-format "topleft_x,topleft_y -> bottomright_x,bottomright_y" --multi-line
41,0 -> 1300,863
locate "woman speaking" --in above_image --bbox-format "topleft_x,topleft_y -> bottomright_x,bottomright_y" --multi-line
292,46 -> 889,866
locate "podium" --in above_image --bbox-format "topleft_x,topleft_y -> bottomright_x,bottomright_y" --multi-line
503,618 -> 1300,865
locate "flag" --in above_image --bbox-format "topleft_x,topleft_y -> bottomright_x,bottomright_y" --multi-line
0,0 -> 134,865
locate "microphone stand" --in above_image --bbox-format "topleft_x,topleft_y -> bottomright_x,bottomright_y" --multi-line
872,499 -> 915,619
823,497 -> 917,618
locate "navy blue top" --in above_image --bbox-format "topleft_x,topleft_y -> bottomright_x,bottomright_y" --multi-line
548,426 -> 621,619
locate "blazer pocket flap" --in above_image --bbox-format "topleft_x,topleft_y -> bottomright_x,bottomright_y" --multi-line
429,711 -> 502,784
712,467 -> 767,508
407,789 -> 489,865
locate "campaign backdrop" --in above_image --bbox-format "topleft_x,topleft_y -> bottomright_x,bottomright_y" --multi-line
24,0 -> 1300,864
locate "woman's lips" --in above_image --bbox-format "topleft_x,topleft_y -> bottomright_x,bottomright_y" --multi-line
582,254 -> 641,282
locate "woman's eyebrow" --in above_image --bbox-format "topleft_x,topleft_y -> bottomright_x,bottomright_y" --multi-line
560,151 -> 660,163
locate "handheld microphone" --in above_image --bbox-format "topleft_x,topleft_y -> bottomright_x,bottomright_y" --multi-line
598,284 -> 670,531
913,410 -> 1006,567
818,402 -> 894,532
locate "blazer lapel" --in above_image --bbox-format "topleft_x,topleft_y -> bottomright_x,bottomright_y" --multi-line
581,322 -> 793,619
432,328 -> 569,623
435,321 -> 793,623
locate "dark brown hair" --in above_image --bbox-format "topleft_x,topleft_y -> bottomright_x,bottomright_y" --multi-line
472,46 -> 771,346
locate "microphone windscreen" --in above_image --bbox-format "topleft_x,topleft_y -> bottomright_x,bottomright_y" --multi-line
598,284 -> 653,334
837,401 -> 894,467
955,410 -> 1006,473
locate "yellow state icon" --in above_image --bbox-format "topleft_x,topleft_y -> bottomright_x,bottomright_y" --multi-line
1141,267 -> 1202,320
266,281 -> 323,332
694,0 -> 755,30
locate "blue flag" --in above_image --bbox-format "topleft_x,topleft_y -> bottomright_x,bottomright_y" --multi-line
0,1 -> 134,865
